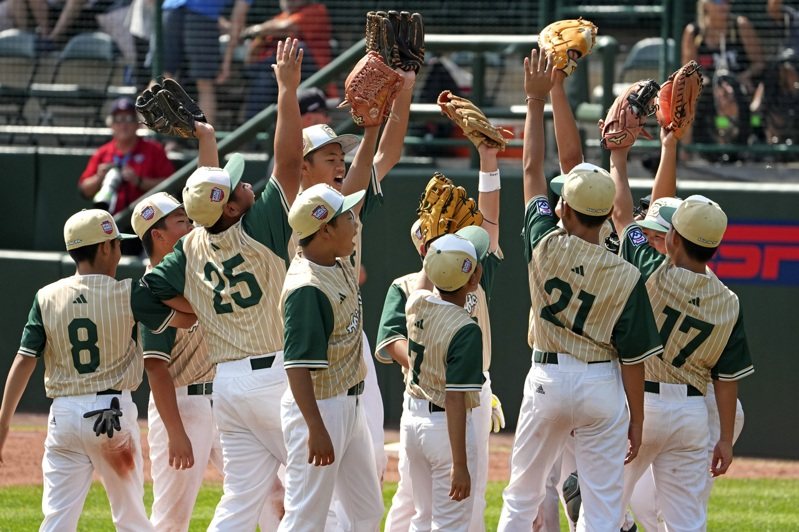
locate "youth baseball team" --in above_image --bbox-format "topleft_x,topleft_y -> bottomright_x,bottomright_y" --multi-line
0,33 -> 753,532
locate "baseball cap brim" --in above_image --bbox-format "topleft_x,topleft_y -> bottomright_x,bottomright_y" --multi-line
308,134 -> 361,157
118,233 -> 138,240
550,174 -> 567,196
334,189 -> 366,217
659,206 -> 677,224
224,154 -> 245,191
637,219 -> 669,232
455,225 -> 489,261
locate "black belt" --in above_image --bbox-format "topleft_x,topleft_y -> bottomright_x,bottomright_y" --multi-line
645,380 -> 704,397
96,389 -> 121,396
250,356 -> 275,371
429,402 -> 445,413
533,350 -> 611,365
187,382 -> 213,396
347,381 -> 365,396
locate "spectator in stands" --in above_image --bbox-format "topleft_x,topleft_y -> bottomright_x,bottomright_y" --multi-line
160,0 -> 251,124
242,0 -> 331,119
681,0 -> 765,151
78,98 -> 174,215
298,87 -> 330,127
766,0 -> 799,53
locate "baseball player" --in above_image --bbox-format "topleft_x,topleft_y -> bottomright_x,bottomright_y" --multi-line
278,183 -> 384,531
609,136 -> 753,531
498,50 -> 664,531
142,38 -> 304,531
380,144 -> 504,532
0,209 -> 194,531
401,227 -> 490,530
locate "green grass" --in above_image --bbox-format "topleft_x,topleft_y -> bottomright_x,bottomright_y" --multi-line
0,479 -> 797,531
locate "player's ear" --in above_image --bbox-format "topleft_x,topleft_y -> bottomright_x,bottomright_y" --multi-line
467,263 -> 483,291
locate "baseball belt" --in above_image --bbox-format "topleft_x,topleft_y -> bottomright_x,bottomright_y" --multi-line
533,349 -> 611,365
644,380 -> 703,397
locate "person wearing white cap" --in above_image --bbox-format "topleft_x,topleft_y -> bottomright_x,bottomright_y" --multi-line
393,227 -> 489,531
143,39 -> 304,531
609,138 -> 754,531
278,184 -> 384,531
498,49 -> 665,532
0,208 -> 195,532
379,144 -> 505,532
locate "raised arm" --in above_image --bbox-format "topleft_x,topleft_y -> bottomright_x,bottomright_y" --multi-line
609,146 -> 635,231
272,38 -> 304,206
550,71 -> 584,173
522,49 -> 554,204
650,129 -> 678,201
477,143 -> 501,251
341,126 -> 380,206
195,122 -> 219,168
374,70 -> 417,181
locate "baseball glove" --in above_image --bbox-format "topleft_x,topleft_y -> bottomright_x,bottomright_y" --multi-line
438,90 -> 513,150
366,11 -> 425,74
83,396 -> 123,438
136,78 -> 207,138
562,471 -> 581,525
598,79 -> 660,150
538,18 -> 598,77
417,172 -> 483,244
656,60 -> 703,140
339,52 -> 403,127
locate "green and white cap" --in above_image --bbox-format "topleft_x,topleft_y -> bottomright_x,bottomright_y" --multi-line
638,196 -> 683,233
550,163 -> 615,216
182,154 -> 245,228
660,194 -> 727,248
131,192 -> 182,239
288,183 -> 366,238
302,124 -> 360,157
423,226 -> 489,291
64,209 -> 136,251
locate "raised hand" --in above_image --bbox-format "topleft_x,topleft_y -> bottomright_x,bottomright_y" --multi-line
272,37 -> 304,91
524,48 -> 555,102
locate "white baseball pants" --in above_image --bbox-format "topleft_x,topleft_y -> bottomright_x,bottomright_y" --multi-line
499,354 -> 628,532
278,387 -> 384,532
41,391 -> 153,532
208,354 -> 288,532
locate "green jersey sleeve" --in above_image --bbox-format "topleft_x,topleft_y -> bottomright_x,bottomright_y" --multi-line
144,237 -> 187,300
283,285 -> 334,369
712,308 -> 754,381
242,177 -> 293,264
18,294 -> 45,358
358,167 -> 384,223
141,325 -> 178,361
131,280 -> 175,334
522,196 -> 558,262
613,275 -> 664,364
479,250 -> 503,299
375,282 -> 409,364
619,223 -> 667,282
445,323 -> 485,391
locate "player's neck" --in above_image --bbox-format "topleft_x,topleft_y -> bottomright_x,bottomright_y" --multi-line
75,261 -> 115,277
437,289 -> 467,308
149,247 -> 169,267
301,243 -> 337,267
567,225 -> 601,245
670,254 -> 707,274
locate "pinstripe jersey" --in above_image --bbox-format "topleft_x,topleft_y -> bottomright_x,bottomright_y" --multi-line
620,224 -> 754,391
18,274 -> 174,397
142,323 -> 214,388
145,178 -> 293,364
404,290 -> 484,410
375,249 -> 502,371
287,167 -> 383,273
281,256 -> 366,399
523,196 -> 663,364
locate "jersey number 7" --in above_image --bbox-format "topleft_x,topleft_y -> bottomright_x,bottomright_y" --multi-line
658,305 -> 715,367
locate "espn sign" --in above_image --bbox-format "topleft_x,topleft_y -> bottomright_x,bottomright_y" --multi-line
709,223 -> 799,284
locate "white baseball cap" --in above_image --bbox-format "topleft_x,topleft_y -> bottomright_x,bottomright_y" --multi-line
423,226 -> 489,292
638,196 -> 683,233
130,192 -> 183,239
64,209 -> 136,251
550,164 -> 615,217
302,124 -> 360,158
660,194 -> 727,248
288,183 -> 366,238
182,154 -> 245,227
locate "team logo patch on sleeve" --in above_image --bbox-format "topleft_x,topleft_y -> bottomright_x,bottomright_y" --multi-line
628,227 -> 648,247
210,187 -> 225,202
312,205 -> 329,220
101,220 -> 114,234
535,198 -> 552,216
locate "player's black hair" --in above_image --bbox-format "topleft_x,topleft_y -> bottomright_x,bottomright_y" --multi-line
298,215 -> 344,248
573,210 -> 609,229
68,239 -> 118,264
141,217 -> 169,257
678,232 -> 719,262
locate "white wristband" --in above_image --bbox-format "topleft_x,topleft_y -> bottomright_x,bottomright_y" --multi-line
478,170 -> 501,192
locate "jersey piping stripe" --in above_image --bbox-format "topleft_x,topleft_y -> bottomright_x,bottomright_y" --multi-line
623,345 -> 664,365
142,350 -> 171,361
284,360 -> 330,368
717,366 -> 755,380
18,346 -> 38,357
150,309 -> 175,335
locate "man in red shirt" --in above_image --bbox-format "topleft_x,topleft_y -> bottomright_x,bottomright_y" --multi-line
78,98 -> 175,215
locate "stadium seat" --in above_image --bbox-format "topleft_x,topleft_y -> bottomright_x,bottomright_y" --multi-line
0,29 -> 37,125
